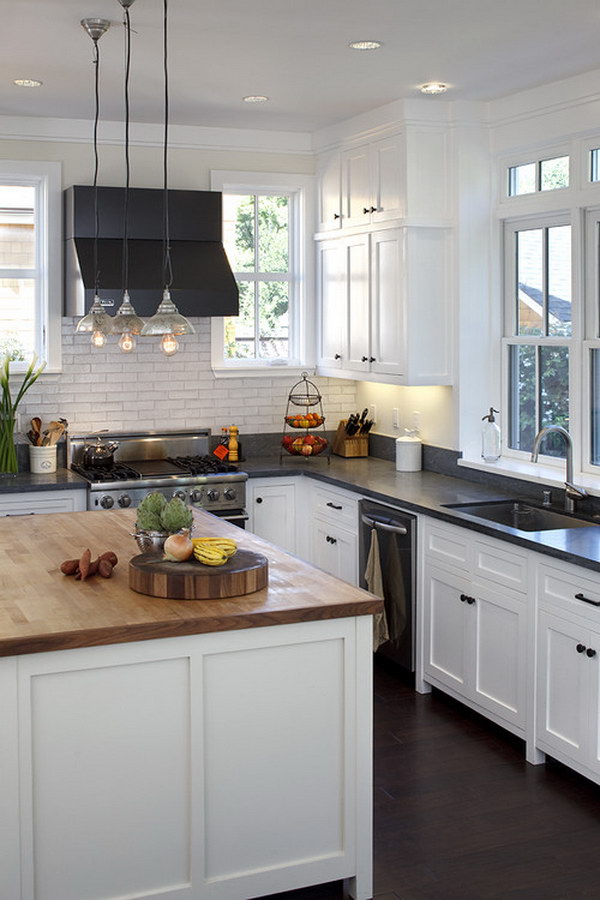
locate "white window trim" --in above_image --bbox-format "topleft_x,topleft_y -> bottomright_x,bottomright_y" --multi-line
209,170 -> 314,378
0,160 -> 62,373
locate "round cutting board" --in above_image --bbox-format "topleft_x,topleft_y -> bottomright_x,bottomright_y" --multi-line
129,549 -> 268,600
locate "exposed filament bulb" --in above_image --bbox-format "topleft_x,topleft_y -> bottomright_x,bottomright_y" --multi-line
118,332 -> 136,353
160,333 -> 179,356
91,330 -> 106,348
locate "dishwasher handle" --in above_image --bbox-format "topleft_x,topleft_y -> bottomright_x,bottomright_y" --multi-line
361,513 -> 407,536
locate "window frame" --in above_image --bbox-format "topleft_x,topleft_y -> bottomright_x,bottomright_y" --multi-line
0,160 -> 62,373
210,170 -> 314,378
501,212 -> 574,469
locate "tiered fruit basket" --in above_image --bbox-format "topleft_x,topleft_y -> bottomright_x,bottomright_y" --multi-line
280,372 -> 329,461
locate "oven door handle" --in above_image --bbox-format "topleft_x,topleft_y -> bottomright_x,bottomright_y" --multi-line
221,512 -> 250,522
361,514 -> 407,536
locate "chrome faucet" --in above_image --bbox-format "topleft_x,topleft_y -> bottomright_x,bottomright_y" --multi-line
530,426 -> 587,513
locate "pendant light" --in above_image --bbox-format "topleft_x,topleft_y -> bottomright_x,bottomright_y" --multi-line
111,0 -> 144,353
141,0 -> 195,355
76,17 -> 113,348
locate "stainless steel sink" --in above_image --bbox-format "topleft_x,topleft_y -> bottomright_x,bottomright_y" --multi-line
443,500 -> 598,532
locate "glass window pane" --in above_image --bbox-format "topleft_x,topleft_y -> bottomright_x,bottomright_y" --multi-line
547,225 -> 571,337
540,156 -> 569,191
509,344 -> 537,452
258,282 -> 289,359
222,194 -> 255,272
591,149 -> 600,182
517,229 -> 543,336
591,349 -> 600,465
224,281 -> 255,359
508,163 -> 536,196
0,277 -> 35,359
258,195 -> 289,273
540,346 -> 569,458
0,185 -> 35,269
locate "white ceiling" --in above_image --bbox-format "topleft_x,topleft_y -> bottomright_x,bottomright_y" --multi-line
3,0 -> 600,133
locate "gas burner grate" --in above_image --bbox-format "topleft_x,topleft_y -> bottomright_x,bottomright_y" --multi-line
166,455 -> 237,476
71,463 -> 142,483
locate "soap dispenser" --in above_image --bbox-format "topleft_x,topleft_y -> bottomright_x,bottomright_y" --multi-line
481,408 -> 501,462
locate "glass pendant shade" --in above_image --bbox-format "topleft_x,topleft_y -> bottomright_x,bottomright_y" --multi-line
141,289 -> 195,337
111,291 -> 144,336
76,293 -> 113,339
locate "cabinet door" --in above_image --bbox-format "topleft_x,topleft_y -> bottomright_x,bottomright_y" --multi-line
370,228 -> 405,377
344,234 -> 371,373
317,151 -> 342,232
247,479 -> 296,554
422,563 -> 469,695
317,240 -> 345,369
471,583 -> 526,728
341,145 -> 372,230
536,609 -> 591,766
370,135 -> 404,224
311,520 -> 358,585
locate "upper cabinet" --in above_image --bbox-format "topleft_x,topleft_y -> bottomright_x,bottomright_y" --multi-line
316,135 -> 405,233
315,125 -> 453,385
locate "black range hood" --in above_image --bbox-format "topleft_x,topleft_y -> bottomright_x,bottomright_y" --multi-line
64,185 -> 239,318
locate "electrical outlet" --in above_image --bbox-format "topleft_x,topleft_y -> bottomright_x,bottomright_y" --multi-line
412,410 -> 421,430
369,404 -> 376,423
392,408 -> 399,429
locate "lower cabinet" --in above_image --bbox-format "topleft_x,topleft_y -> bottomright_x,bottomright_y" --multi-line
536,608 -> 600,773
246,478 -> 297,555
1,619 -> 373,900
423,561 -> 526,731
0,488 -> 86,516
311,520 -> 358,585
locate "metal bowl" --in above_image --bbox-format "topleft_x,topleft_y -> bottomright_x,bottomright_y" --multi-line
131,530 -> 170,555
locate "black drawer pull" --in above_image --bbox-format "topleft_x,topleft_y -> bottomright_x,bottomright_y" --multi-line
460,593 -> 467,602
466,596 -> 476,605
587,648 -> 597,658
575,592 -> 600,606
326,502 -> 343,510
576,643 -> 587,654
326,535 -> 337,544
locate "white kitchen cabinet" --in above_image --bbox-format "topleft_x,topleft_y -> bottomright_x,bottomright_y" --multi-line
420,518 -> 528,735
317,227 -> 452,385
247,477 -> 297,555
316,136 -> 405,233
0,488 -> 86,516
3,618 -> 372,900
311,520 -> 358,584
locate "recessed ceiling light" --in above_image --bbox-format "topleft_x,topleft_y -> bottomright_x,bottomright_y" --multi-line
243,95 -> 269,103
420,82 -> 448,95
13,79 -> 42,88
349,40 -> 383,51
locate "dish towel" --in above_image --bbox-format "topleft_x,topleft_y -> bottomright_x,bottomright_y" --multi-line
364,528 -> 390,651
385,533 -> 407,644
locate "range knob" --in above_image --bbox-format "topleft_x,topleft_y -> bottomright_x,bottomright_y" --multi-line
118,494 -> 131,508
207,488 -> 220,502
224,487 -> 237,501
173,489 -> 187,501
100,495 -> 114,509
190,489 -> 204,503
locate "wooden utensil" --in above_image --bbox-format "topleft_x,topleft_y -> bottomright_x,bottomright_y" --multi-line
30,417 -> 42,446
42,421 -> 66,446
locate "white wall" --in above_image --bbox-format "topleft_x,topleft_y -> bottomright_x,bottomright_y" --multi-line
354,382 -> 455,448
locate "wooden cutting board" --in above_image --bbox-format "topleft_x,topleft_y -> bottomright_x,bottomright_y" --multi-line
129,549 -> 268,600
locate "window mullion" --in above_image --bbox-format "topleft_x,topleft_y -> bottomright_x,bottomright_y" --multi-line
543,227 -> 549,336
535,345 -> 541,433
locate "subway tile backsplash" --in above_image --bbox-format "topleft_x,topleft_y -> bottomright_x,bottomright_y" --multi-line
16,319 -> 357,437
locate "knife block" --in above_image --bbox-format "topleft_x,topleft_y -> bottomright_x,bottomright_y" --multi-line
332,421 -> 369,458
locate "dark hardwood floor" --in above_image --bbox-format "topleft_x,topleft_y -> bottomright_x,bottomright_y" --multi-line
260,659 -> 600,900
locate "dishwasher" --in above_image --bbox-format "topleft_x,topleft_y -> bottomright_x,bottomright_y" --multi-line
358,498 -> 416,671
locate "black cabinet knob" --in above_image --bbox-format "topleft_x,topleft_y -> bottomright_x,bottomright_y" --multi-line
334,353 -> 341,360
363,207 -> 370,215
370,206 -> 377,213
369,356 -> 376,363
361,356 -> 369,362
326,535 -> 337,544
576,643 -> 586,653
460,593 -> 467,603
466,596 -> 476,605
333,213 -> 341,220
587,648 -> 597,658
256,497 -> 263,504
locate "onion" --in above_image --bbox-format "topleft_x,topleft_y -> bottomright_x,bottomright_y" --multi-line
163,532 -> 194,562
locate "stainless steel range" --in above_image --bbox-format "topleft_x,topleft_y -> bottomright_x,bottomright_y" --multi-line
67,429 -> 248,526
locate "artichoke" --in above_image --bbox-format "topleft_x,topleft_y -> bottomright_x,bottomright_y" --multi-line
160,497 -> 193,533
136,492 -> 168,532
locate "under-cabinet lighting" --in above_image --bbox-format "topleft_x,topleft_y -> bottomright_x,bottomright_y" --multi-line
349,40 -> 382,50
13,79 -> 42,88
243,95 -> 269,103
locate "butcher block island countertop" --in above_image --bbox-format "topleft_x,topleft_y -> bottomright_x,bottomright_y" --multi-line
0,507 -> 382,657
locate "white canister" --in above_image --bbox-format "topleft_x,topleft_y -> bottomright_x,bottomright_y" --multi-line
395,435 -> 422,472
29,445 -> 57,474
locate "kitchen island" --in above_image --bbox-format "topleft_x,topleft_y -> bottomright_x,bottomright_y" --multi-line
0,509 -> 381,900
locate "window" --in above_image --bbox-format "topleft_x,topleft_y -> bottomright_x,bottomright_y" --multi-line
210,170 -> 314,375
507,155 -> 569,197
0,161 -> 61,372
504,219 -> 571,459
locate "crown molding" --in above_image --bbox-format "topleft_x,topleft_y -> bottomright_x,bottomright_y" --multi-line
0,115 -> 313,155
